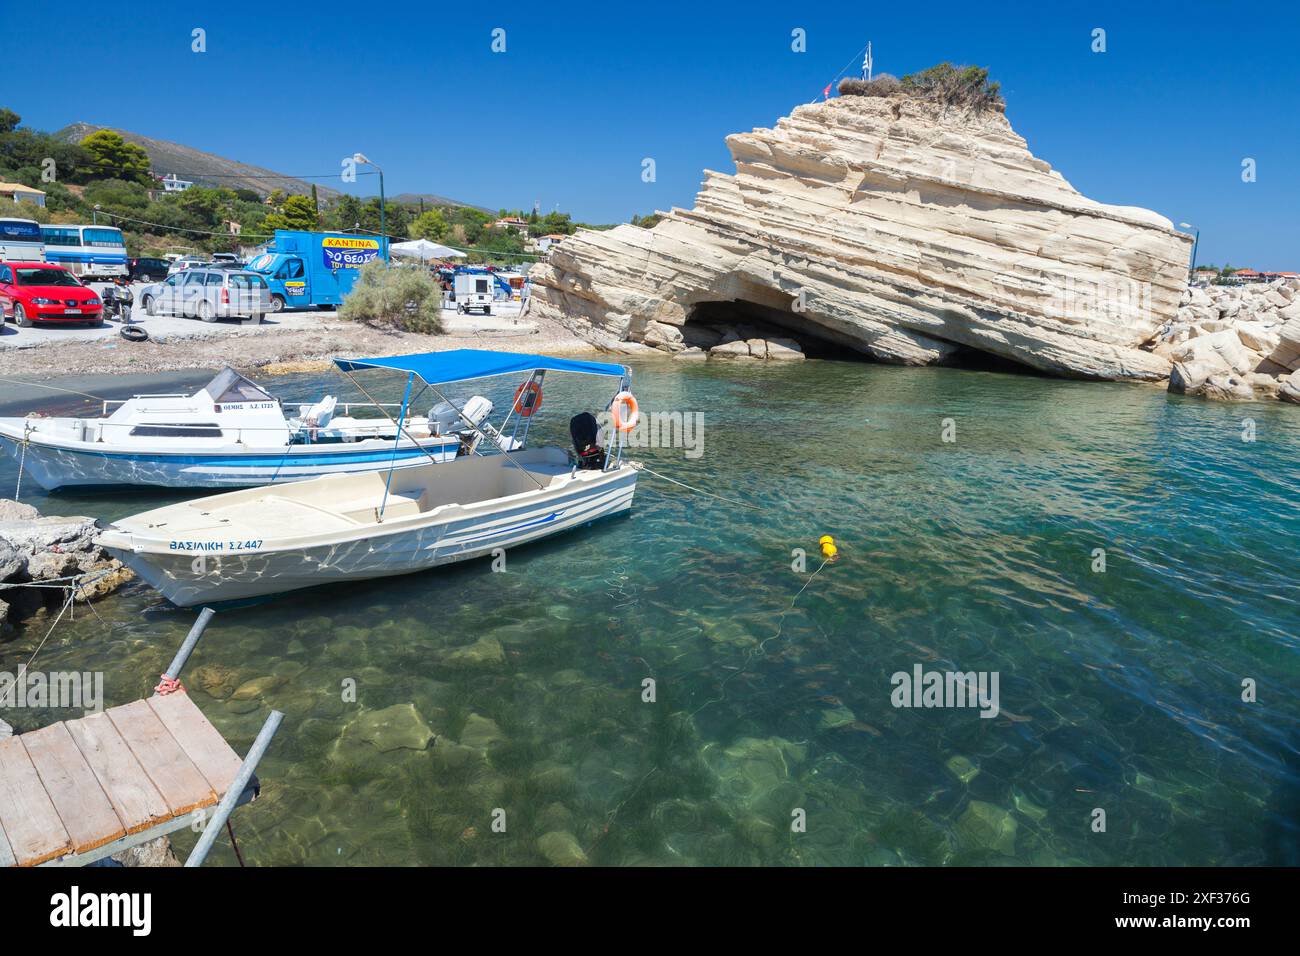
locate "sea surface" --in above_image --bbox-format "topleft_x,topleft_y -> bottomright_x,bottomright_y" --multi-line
1,358 -> 1297,866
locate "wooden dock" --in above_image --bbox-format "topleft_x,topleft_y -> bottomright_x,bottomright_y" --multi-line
0,692 -> 247,867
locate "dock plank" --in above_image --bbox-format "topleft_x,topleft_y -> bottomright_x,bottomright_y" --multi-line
65,711 -> 171,834
22,723 -> 126,855
0,736 -> 71,866
108,700 -> 216,816
148,693 -> 243,795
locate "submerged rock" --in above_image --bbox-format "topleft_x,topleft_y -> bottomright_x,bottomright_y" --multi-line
458,713 -> 503,749
231,674 -> 287,701
537,830 -> 589,867
336,703 -> 436,756
704,736 -> 807,818
191,663 -> 240,700
945,755 -> 980,784
441,636 -> 506,670
956,800 -> 1018,856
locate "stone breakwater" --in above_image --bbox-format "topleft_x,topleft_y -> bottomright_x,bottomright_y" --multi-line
528,92 -> 1192,380
1159,278 -> 1300,403
0,499 -> 134,634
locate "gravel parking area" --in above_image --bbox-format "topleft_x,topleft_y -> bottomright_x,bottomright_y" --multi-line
0,282 -> 586,377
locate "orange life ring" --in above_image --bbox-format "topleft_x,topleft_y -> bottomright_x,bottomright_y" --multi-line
611,391 -> 639,433
513,380 -> 543,417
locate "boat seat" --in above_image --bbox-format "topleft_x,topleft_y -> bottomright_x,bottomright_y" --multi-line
336,488 -> 425,523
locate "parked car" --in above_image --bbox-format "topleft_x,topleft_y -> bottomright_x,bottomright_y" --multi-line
139,268 -> 271,322
166,255 -> 207,276
0,261 -> 103,327
211,252 -> 242,266
128,257 -> 170,282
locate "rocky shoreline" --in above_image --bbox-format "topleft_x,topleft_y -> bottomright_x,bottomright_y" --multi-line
1159,278 -> 1300,403
0,499 -> 134,635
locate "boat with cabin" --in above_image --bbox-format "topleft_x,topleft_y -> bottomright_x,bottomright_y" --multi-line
95,350 -> 641,606
0,366 -> 514,490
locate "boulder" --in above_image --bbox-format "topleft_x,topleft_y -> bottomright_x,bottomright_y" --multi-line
1236,321 -> 1281,355
1269,318 -> 1300,372
765,337 -> 806,361
0,538 -> 26,581
709,339 -> 757,360
1168,360 -> 1215,395
641,320 -> 686,352
1170,329 -> 1256,375
1281,376 -> 1300,405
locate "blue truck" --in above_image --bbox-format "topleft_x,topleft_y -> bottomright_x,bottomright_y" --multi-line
243,230 -> 389,312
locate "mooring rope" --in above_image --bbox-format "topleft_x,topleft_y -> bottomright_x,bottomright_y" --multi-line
0,378 -> 108,403
630,462 -> 764,512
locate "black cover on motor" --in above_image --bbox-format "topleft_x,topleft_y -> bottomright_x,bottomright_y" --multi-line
570,412 -> 603,468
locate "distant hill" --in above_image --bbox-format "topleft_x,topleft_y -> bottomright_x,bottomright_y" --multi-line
392,192 -> 492,213
55,123 -> 489,210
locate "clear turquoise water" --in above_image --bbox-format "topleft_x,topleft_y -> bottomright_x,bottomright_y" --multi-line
1,359 -> 1297,866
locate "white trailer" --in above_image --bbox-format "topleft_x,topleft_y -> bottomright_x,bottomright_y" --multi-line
453,273 -> 493,315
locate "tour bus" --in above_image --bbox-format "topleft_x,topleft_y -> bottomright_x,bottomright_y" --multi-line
0,217 -> 45,263
40,224 -> 128,278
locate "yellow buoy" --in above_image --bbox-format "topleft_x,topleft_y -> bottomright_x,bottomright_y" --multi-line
819,535 -> 838,561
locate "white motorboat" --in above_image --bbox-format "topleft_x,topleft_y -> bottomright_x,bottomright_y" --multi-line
95,350 -> 640,606
0,366 -> 514,490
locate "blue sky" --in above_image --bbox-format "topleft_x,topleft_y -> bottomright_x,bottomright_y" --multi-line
6,0 -> 1298,267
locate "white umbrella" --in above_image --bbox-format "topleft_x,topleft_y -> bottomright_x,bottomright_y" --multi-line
391,238 -> 466,261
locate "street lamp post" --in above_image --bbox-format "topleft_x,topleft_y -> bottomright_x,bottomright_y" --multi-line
353,153 -> 386,262
1179,222 -> 1200,275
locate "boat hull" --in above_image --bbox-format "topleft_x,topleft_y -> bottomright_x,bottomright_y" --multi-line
0,424 -> 458,490
99,463 -> 637,606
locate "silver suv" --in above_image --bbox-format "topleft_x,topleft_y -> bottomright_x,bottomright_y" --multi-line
140,268 -> 271,322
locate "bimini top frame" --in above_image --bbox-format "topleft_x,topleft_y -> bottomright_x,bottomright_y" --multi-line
334,349 -> 630,386
332,349 -> 633,521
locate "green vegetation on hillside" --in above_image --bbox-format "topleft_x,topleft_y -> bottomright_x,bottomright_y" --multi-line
0,108 -> 624,264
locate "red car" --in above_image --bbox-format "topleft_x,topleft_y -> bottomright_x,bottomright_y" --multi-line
0,261 -> 103,328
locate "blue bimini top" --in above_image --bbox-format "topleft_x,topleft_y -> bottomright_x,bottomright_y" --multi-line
334,349 -> 629,385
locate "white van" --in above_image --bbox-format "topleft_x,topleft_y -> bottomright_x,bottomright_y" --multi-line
453,273 -> 493,315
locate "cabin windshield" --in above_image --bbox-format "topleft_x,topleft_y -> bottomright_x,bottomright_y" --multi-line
205,367 -> 277,404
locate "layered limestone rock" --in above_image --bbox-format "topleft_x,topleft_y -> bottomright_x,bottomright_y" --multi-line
528,93 -> 1192,380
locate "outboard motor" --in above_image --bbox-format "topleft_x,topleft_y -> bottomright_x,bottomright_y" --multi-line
429,396 -> 500,455
570,412 -> 604,470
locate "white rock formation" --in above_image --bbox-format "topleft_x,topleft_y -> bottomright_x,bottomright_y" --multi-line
529,92 -> 1192,379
